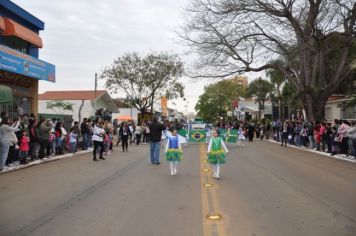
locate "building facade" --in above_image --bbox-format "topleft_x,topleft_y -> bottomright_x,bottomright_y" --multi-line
325,96 -> 356,122
38,90 -> 118,122
0,0 -> 55,117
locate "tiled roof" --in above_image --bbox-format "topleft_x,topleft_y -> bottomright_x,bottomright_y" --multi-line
38,90 -> 107,100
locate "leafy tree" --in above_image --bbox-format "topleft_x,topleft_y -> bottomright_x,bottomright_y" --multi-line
281,82 -> 303,119
101,52 -> 184,118
195,79 -> 246,122
46,101 -> 74,114
247,78 -> 273,119
180,0 -> 356,121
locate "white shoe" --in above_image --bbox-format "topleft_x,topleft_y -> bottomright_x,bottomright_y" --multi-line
171,172 -> 174,176
213,174 -> 217,178
174,169 -> 177,175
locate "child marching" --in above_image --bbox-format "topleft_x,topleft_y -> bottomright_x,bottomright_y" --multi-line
165,129 -> 183,176
207,130 -> 229,180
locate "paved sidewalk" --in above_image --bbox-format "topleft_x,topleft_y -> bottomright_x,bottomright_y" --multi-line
267,139 -> 356,163
0,149 -> 93,175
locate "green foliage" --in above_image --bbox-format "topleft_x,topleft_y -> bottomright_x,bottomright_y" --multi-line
101,51 -> 184,113
46,100 -> 74,114
247,78 -> 273,110
195,79 -> 246,122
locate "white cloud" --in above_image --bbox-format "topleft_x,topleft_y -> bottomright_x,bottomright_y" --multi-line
10,0 -> 221,112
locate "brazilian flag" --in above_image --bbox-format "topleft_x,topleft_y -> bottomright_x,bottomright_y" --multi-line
226,129 -> 238,143
178,129 -> 188,137
218,129 -> 228,138
189,130 -> 207,143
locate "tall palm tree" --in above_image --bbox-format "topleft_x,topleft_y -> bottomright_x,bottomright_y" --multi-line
266,60 -> 285,119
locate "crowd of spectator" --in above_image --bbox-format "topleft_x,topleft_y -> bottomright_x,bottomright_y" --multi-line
270,119 -> 356,160
0,112 -> 117,172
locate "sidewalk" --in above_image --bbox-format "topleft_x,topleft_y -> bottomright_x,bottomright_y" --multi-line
0,149 -> 93,175
267,139 -> 356,163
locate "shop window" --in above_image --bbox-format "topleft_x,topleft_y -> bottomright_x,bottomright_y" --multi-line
1,35 -> 30,54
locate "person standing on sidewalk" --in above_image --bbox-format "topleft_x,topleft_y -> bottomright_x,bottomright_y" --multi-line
81,118 -> 89,150
0,117 -> 20,171
149,117 -> 165,165
38,118 -> 52,159
119,122 -> 131,152
92,117 -> 106,161
280,120 -> 289,147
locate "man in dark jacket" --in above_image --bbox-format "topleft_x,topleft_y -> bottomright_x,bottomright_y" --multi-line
148,117 -> 165,164
80,118 -> 89,150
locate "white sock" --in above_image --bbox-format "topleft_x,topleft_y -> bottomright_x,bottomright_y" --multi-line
212,165 -> 217,177
174,162 -> 178,173
216,164 -> 221,177
170,162 -> 174,174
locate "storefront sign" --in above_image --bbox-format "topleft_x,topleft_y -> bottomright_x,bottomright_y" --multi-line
0,45 -> 55,82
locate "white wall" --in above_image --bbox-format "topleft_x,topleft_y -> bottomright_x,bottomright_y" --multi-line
39,100 -> 95,122
325,102 -> 341,122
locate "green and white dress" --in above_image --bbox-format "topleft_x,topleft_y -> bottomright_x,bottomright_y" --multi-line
207,137 -> 228,164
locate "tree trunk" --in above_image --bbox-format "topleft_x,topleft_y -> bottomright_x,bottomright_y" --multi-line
78,99 -> 84,122
258,101 -> 262,119
302,93 -> 327,122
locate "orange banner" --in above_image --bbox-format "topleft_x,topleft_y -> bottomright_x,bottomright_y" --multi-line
161,97 -> 168,117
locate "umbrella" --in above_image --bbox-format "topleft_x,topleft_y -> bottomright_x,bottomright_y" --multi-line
116,115 -> 133,121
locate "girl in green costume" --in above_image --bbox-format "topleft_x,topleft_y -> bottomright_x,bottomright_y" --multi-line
207,130 -> 229,179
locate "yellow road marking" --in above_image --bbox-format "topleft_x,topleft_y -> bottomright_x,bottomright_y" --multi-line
199,143 -> 227,236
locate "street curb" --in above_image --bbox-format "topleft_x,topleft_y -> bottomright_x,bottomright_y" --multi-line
267,139 -> 356,163
0,149 -> 92,175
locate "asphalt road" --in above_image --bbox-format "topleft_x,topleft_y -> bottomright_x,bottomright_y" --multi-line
0,140 -> 355,236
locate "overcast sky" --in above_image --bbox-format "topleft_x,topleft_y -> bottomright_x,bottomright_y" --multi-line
12,0 -> 215,113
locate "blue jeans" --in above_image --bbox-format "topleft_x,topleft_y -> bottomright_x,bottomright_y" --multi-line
308,135 -> 315,149
82,133 -> 88,150
0,142 -> 10,169
70,142 -> 77,153
150,142 -> 161,164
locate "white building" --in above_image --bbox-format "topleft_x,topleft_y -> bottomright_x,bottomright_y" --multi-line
237,98 -> 272,119
325,96 -> 356,122
38,90 -> 118,122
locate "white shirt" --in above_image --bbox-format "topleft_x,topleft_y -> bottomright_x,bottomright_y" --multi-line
92,125 -> 105,142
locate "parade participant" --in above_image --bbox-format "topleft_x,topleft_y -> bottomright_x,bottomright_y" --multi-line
165,129 -> 183,175
207,130 -> 229,180
92,117 -> 106,161
237,126 -> 246,146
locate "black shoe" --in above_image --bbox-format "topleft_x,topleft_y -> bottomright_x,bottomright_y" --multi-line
93,158 -> 98,161
155,162 -> 160,165
99,157 -> 105,160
